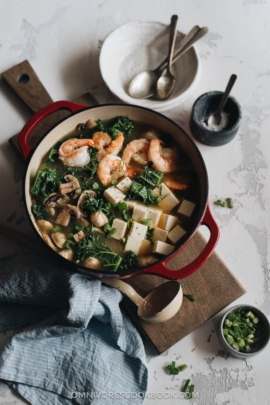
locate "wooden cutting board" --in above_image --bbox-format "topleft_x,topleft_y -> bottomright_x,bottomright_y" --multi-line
2,60 -> 246,353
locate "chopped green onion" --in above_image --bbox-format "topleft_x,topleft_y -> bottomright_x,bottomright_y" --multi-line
226,198 -> 233,208
92,182 -> 100,190
117,202 -> 127,211
142,219 -> 151,227
182,379 -> 191,393
215,199 -> 226,207
183,293 -> 196,302
121,237 -> 126,244
111,180 -> 118,186
74,224 -> 84,232
189,384 -> 195,398
51,226 -> 62,233
65,239 -> 74,249
166,361 -> 188,375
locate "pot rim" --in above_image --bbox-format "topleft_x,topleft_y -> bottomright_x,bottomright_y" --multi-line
22,102 -> 210,279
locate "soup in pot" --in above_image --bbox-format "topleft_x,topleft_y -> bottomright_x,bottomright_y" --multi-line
30,116 -> 199,273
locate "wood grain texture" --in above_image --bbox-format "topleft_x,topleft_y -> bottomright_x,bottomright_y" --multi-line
3,60 -> 246,354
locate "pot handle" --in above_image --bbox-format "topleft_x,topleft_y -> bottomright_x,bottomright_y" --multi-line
144,203 -> 220,280
18,100 -> 87,160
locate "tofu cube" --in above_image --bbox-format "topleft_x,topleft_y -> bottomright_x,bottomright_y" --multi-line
158,192 -> 180,213
124,236 -> 142,255
178,199 -> 196,217
111,218 -> 128,240
132,204 -> 148,222
145,207 -> 162,227
116,177 -> 132,193
125,200 -> 137,210
73,230 -> 85,243
152,227 -> 168,242
153,240 -> 174,255
158,214 -> 178,231
103,186 -> 126,205
139,239 -> 153,256
168,225 -> 186,245
152,182 -> 171,199
129,221 -> 148,240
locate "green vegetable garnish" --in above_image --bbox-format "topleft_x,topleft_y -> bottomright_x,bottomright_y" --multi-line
52,226 -> 62,233
126,181 -> 161,206
181,379 -> 191,393
31,168 -> 60,201
215,199 -> 226,207
136,166 -> 163,188
108,116 -> 134,139
189,384 -> 195,398
75,233 -> 122,272
183,293 -> 196,302
103,223 -> 117,238
166,362 -> 188,375
222,308 -> 267,353
227,197 -> 233,208
142,219 -> 151,227
31,204 -> 49,220
65,239 -> 74,249
47,142 -> 61,163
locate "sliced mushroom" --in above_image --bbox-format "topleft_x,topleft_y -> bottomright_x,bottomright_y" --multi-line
73,230 -> 86,243
77,190 -> 97,216
46,207 -> 56,217
36,219 -> 54,233
43,193 -> 68,207
58,249 -> 74,261
55,204 -> 81,227
77,216 -> 90,228
90,211 -> 109,228
59,175 -> 81,195
92,227 -> 106,237
81,257 -> 102,270
42,233 -> 58,251
51,232 -> 67,249
85,119 -> 97,129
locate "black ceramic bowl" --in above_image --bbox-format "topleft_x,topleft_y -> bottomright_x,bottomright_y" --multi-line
190,91 -> 242,146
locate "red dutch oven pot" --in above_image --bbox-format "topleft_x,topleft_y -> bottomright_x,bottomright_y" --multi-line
19,101 -> 219,280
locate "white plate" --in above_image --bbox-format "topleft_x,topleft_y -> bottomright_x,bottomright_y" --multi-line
99,21 -> 201,112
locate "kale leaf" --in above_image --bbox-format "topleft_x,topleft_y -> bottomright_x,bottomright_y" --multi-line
31,204 -> 49,220
31,168 -> 60,201
136,166 -> 163,188
75,233 -> 122,272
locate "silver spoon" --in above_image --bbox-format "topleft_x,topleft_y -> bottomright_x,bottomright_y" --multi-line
128,25 -> 208,99
206,74 -> 237,127
156,15 -> 178,100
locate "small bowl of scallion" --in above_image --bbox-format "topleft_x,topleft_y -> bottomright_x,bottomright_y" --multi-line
218,305 -> 270,359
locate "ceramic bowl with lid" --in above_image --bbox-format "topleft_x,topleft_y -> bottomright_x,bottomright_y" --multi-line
190,91 -> 242,146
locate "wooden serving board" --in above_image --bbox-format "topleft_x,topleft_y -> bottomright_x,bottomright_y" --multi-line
2,60 -> 246,354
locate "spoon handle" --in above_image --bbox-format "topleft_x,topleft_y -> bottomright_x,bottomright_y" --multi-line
167,15 -> 179,73
171,26 -> 209,64
101,278 -> 143,307
216,74 -> 237,114
157,25 -> 204,71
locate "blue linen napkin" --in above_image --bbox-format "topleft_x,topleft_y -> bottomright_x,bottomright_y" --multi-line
0,252 -> 148,404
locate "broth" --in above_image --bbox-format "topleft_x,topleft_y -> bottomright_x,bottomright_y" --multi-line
30,116 -> 200,273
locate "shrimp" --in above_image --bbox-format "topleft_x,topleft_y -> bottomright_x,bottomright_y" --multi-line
122,139 -> 150,166
92,131 -> 124,159
148,138 -> 177,173
163,179 -> 188,191
97,154 -> 127,186
59,138 -> 94,167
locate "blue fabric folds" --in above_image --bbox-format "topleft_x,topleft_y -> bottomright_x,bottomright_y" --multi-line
0,253 -> 148,404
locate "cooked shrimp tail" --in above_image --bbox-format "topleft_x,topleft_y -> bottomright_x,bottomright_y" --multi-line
163,179 -> 188,191
97,154 -> 127,186
59,138 -> 94,167
148,138 -> 177,173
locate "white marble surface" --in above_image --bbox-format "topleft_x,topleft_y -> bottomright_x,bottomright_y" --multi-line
0,0 -> 270,404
